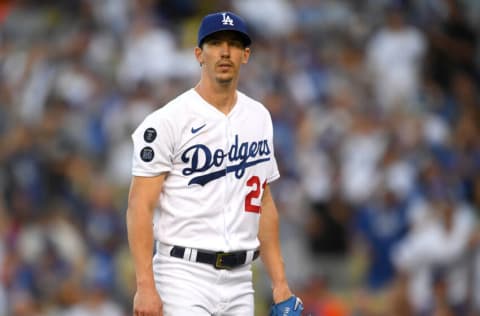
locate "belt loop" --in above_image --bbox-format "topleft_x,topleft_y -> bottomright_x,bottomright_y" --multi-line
190,248 -> 198,262
245,250 -> 254,264
183,247 -> 192,261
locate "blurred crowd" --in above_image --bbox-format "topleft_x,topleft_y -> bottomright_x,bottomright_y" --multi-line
0,0 -> 479,315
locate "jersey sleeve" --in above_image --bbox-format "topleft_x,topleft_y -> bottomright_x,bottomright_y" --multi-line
131,112 -> 175,177
265,111 -> 280,183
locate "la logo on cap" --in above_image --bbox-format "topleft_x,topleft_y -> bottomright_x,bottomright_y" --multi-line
221,12 -> 234,26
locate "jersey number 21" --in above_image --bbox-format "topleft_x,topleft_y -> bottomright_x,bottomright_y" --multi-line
245,176 -> 266,213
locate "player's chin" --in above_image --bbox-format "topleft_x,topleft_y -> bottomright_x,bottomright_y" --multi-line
215,75 -> 234,85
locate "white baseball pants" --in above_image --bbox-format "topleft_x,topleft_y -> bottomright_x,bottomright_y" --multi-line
153,245 -> 255,315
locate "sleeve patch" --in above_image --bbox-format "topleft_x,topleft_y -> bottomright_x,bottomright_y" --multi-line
140,146 -> 155,162
144,128 -> 157,143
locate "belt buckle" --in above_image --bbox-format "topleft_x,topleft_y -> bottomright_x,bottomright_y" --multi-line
215,252 -> 232,270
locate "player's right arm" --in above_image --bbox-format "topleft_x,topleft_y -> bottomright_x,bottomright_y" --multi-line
126,174 -> 166,316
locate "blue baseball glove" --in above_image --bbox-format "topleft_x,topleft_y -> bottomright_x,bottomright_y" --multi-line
269,295 -> 304,316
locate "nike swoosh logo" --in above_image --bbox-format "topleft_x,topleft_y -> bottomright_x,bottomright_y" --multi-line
191,124 -> 206,134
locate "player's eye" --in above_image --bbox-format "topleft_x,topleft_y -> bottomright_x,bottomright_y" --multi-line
229,40 -> 244,48
208,39 -> 222,46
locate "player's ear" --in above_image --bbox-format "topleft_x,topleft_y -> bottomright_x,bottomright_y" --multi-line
194,46 -> 204,66
242,47 -> 250,64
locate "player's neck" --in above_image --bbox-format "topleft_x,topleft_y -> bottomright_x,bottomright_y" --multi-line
194,81 -> 237,115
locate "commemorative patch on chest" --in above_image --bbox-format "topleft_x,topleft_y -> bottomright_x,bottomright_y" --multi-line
140,146 -> 155,162
143,128 -> 157,143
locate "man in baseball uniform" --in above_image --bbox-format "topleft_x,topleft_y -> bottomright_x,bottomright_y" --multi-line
126,11 -> 303,316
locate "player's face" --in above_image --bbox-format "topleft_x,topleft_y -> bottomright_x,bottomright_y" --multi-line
196,31 -> 250,85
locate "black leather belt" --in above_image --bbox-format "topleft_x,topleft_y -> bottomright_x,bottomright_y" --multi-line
169,246 -> 260,270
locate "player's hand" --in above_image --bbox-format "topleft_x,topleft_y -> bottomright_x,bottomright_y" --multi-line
272,284 -> 293,303
133,286 -> 163,316
269,295 -> 304,316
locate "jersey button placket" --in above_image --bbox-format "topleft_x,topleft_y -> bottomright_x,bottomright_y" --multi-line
223,118 -> 232,248
226,117 -> 236,196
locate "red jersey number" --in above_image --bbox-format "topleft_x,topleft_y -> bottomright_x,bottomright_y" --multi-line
245,176 -> 266,213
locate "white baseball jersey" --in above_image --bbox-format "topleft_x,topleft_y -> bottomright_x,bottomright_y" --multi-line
131,89 -> 279,252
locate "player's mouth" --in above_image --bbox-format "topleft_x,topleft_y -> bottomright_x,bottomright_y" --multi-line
217,62 -> 233,71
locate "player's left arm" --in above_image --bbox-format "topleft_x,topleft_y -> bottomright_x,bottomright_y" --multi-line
258,183 -> 293,303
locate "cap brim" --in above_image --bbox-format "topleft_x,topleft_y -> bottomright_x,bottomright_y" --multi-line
198,29 -> 251,47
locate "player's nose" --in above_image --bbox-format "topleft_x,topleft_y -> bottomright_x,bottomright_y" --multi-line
219,42 -> 231,57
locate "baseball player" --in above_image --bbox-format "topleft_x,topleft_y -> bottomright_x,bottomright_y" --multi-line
126,11 -> 303,316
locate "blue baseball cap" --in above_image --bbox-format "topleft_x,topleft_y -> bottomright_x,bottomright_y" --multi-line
197,11 -> 251,47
